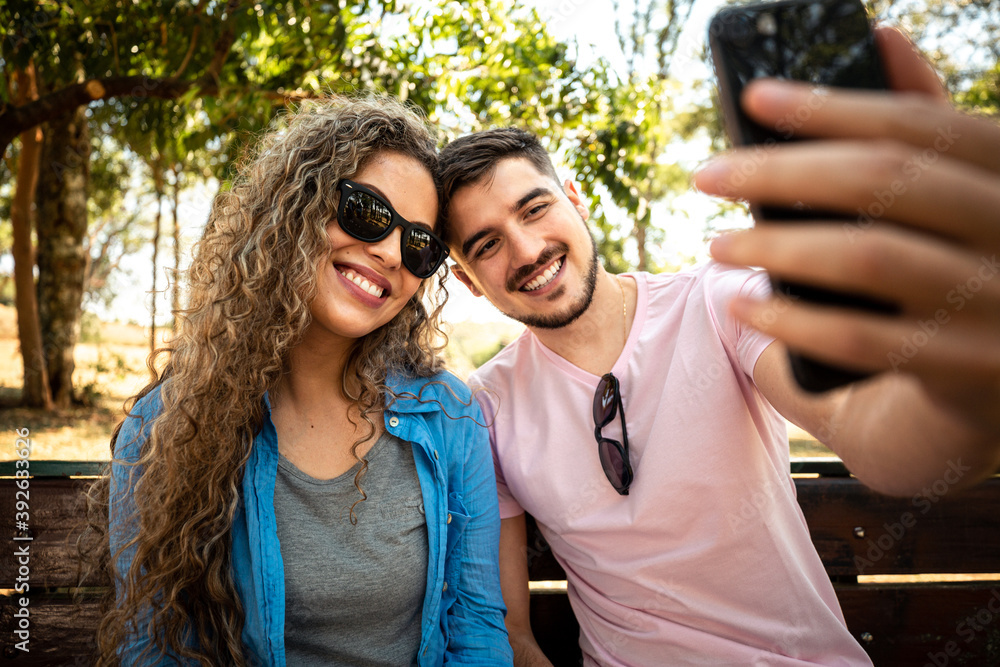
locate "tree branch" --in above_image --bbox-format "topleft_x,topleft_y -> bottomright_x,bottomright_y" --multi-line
204,0 -> 242,86
172,24 -> 201,78
0,1 -> 245,160
0,76 -> 193,157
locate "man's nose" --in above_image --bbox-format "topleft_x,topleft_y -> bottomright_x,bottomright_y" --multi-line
507,226 -> 547,268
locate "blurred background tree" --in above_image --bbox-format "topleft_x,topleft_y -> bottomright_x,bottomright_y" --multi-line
0,0 -> 997,411
0,0 -> 584,407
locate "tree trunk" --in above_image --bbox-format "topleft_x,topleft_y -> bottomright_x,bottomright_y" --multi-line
35,106 -> 90,409
11,64 -> 53,409
171,165 -> 181,334
634,205 -> 650,273
150,159 -> 164,354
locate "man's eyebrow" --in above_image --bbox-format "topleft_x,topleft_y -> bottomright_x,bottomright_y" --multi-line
512,187 -> 553,215
461,228 -> 492,259
460,187 -> 554,258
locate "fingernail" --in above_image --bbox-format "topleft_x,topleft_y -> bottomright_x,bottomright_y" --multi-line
709,229 -> 749,258
708,232 -> 732,255
746,78 -> 796,99
746,78 -> 826,108
728,296 -> 763,325
693,156 -> 734,191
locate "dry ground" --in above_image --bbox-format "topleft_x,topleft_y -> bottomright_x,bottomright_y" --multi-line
0,305 -> 160,460
0,303 -> 829,461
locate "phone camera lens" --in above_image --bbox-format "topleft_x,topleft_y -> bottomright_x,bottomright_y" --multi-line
725,13 -> 756,48
757,13 -> 777,36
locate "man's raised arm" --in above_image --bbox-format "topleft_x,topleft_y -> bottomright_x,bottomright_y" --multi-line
698,27 -> 1000,494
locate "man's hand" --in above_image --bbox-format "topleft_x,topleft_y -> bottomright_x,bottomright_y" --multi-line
499,514 -> 556,667
696,26 -> 1000,442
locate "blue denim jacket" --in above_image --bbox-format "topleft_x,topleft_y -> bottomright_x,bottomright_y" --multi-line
111,371 -> 513,666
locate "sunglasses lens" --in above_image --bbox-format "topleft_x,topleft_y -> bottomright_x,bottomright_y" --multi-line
342,191 -> 392,240
598,438 -> 626,491
403,227 -> 445,278
593,374 -> 617,427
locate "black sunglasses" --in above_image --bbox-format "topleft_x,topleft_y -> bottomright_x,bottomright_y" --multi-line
593,372 -> 633,495
336,179 -> 449,279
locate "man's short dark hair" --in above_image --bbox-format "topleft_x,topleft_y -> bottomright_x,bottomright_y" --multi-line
437,128 -> 560,247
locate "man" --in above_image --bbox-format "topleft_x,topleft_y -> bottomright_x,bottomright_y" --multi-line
436,27 -> 1000,666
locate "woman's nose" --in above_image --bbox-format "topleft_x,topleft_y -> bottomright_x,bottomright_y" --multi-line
366,226 -> 404,270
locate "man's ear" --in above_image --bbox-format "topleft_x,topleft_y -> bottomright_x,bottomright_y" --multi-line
563,179 -> 590,222
451,264 -> 484,298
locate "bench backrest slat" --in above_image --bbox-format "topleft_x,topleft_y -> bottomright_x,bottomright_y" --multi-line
526,477 -> 1000,580
0,479 -> 104,588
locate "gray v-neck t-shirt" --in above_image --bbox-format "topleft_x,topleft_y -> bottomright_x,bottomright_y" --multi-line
274,431 -> 428,666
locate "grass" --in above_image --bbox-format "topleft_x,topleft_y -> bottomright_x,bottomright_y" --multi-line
0,388 -> 121,460
0,304 -> 161,461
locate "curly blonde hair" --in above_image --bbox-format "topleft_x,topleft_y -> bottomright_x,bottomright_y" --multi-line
83,95 -> 448,665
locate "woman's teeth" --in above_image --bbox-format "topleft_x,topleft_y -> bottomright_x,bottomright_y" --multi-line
339,269 -> 384,298
523,259 -> 562,292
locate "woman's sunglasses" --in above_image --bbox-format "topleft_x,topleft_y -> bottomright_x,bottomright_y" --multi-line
593,372 -> 633,495
336,179 -> 449,279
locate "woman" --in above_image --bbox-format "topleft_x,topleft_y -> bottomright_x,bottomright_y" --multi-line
89,96 -> 512,666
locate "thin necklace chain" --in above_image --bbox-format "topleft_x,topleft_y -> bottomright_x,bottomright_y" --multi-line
617,275 -> 626,345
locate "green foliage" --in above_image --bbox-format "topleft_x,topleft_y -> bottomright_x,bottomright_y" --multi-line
7,0 -> 997,312
562,0 -> 711,273
417,0 -> 594,136
571,73 -> 694,270
471,339 -> 506,369
79,310 -> 104,344
85,137 -> 152,309
956,63 -> 1000,116
874,0 -> 1000,95
2,0 -> 601,340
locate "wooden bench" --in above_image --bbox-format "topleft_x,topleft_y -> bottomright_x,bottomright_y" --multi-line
526,459 -> 1000,666
1,460 -> 999,665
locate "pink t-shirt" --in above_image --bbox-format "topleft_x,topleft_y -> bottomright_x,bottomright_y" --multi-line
471,263 -> 872,666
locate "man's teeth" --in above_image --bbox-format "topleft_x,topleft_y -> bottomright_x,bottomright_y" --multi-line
522,259 -> 562,292
339,269 -> 384,298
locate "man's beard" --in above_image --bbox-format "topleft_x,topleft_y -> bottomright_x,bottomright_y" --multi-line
501,230 -> 600,330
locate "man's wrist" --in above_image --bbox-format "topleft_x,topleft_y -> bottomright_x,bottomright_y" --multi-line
508,629 -> 554,667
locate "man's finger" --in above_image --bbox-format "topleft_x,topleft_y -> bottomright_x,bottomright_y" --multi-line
710,224 -> 1000,319
695,140 -> 1000,249
739,81 -> 1000,175
873,25 -> 949,101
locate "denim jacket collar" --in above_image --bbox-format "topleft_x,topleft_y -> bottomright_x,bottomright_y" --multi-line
261,372 -> 444,417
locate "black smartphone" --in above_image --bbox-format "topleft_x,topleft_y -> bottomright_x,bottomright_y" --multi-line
709,0 -> 900,393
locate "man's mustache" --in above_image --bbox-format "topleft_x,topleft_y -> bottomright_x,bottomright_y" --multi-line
507,244 -> 569,292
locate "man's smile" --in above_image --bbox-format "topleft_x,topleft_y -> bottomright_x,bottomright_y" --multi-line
521,258 -> 563,292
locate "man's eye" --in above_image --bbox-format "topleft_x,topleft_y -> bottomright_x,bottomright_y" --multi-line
475,238 -> 499,258
527,203 -> 548,217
